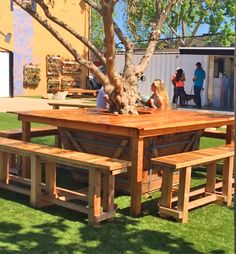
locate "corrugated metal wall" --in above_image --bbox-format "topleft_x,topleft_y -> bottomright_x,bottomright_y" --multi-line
115,53 -> 209,106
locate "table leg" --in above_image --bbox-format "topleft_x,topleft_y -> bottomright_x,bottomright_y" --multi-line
22,121 -> 31,178
130,137 -> 144,216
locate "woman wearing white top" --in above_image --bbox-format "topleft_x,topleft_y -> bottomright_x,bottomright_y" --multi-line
96,87 -> 109,109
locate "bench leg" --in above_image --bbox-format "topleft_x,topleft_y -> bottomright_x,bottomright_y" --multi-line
177,166 -> 191,223
160,169 -> 173,209
55,135 -> 62,148
0,152 -> 10,184
205,162 -> 216,193
102,174 -> 115,213
30,155 -> 42,207
222,156 -> 234,206
22,121 -> 31,179
9,154 -> 16,173
88,169 -> 101,225
45,161 -> 57,197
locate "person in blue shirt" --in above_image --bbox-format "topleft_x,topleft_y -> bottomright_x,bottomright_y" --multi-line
193,62 -> 206,108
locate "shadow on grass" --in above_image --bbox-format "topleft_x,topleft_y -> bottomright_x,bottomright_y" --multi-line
0,219 -> 203,254
0,190 -> 205,254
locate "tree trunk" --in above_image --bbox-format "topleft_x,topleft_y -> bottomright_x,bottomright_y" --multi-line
106,76 -> 139,115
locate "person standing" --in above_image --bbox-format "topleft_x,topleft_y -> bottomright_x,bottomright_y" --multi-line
193,62 -> 206,108
171,68 -> 179,104
171,68 -> 186,106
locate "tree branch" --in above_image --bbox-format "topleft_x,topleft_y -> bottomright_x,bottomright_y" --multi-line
185,5 -> 204,47
185,15 -> 204,46
85,0 -> 134,80
138,0 -> 180,74
100,0 -> 123,92
167,24 -> 185,46
34,0 -> 106,66
84,0 -> 102,14
113,22 -> 134,73
181,19 -> 186,42
12,0 -> 110,88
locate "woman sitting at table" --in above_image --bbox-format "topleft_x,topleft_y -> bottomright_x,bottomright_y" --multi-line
146,79 -> 170,110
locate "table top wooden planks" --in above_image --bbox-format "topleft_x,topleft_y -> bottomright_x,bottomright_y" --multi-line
17,108 -> 234,138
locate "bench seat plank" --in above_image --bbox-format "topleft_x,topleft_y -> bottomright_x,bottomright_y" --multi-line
0,126 -> 58,139
203,128 -> 226,139
59,88 -> 97,97
151,144 -> 234,169
0,137 -> 131,173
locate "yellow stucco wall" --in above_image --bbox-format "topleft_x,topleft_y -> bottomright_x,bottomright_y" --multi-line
0,1 -> 89,96
0,2 -> 13,52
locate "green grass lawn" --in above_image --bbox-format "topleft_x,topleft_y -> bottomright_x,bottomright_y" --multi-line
0,113 -> 233,254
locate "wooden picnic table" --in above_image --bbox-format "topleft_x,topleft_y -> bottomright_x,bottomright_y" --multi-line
17,108 -> 234,216
48,101 -> 96,109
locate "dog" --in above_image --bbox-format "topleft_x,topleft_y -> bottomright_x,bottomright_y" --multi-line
180,91 -> 196,106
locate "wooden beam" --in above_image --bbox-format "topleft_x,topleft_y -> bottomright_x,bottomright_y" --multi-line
22,121 -> 31,178
45,161 -> 57,196
159,206 -> 182,219
188,194 -> 217,210
130,137 -> 144,216
177,166 -> 191,223
0,151 -> 10,184
222,156 -> 234,205
88,169 -> 101,225
160,168 -> 173,208
102,173 -> 115,213
205,162 -> 216,193
30,155 -> 42,207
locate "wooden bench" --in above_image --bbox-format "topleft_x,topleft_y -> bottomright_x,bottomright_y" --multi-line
0,126 -> 58,140
0,137 -> 131,225
48,101 -> 96,110
0,126 -> 60,173
59,88 -> 97,97
202,128 -> 226,139
151,144 -> 234,223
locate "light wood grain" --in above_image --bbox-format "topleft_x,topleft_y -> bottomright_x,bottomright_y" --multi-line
16,108 -> 234,216
0,137 -> 130,225
152,144 -> 234,223
151,144 -> 234,169
0,137 -> 131,172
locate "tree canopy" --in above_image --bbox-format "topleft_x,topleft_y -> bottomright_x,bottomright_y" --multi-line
118,0 -> 235,47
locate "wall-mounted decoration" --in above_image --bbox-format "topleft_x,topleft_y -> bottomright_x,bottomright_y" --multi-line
46,55 -> 82,93
23,63 -> 40,87
61,77 -> 80,90
46,55 -> 62,76
62,60 -> 81,74
47,78 -> 60,92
